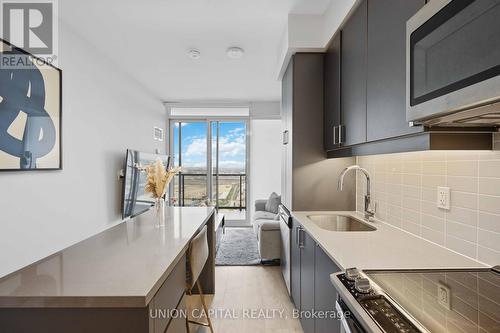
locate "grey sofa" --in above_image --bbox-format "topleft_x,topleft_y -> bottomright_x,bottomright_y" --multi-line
253,199 -> 281,262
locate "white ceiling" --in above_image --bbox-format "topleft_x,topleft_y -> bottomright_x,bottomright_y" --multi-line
60,0 -> 333,102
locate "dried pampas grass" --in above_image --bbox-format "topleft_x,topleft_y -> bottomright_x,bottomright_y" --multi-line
144,159 -> 181,199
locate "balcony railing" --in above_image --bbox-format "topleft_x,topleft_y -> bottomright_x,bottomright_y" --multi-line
173,173 -> 246,210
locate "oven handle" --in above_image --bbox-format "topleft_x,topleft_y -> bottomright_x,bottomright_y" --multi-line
279,205 -> 292,229
336,300 -> 365,333
280,212 -> 290,224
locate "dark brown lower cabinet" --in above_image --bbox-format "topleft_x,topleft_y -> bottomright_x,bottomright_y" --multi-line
299,229 -> 315,333
314,244 -> 341,333
291,220 -> 342,333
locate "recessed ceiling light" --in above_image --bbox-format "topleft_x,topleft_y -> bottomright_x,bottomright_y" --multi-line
187,49 -> 201,60
226,47 -> 244,59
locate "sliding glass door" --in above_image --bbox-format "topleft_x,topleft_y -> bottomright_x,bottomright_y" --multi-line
170,119 -> 247,222
171,121 -> 209,206
211,121 -> 247,220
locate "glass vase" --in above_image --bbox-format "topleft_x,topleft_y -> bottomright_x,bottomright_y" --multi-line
155,197 -> 165,228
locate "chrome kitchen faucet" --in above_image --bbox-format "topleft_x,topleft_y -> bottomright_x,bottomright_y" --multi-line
338,165 -> 376,220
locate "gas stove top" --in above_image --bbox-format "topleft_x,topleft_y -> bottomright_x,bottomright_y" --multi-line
334,266 -> 500,333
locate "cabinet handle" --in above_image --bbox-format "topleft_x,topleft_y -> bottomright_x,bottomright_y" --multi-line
338,125 -> 344,144
298,228 -> 305,249
333,125 -> 338,145
295,226 -> 300,245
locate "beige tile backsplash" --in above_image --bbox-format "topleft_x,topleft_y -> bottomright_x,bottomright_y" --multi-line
355,133 -> 500,266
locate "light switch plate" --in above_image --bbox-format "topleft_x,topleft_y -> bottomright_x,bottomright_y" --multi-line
437,282 -> 451,310
437,186 -> 450,210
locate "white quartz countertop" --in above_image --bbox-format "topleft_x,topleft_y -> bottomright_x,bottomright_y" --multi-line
291,211 -> 487,271
0,207 -> 214,308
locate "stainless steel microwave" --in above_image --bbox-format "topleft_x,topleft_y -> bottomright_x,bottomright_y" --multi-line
406,0 -> 500,127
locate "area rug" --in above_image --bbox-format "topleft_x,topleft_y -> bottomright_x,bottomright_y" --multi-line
215,227 -> 261,266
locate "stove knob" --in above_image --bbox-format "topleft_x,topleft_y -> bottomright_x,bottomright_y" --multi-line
345,268 -> 360,281
355,278 -> 372,294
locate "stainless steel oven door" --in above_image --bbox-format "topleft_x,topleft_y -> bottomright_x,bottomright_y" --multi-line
406,0 -> 500,123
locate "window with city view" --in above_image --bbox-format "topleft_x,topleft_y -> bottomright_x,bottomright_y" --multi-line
171,121 -> 247,220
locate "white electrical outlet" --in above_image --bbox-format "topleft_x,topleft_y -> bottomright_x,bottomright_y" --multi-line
437,186 -> 450,210
437,282 -> 451,310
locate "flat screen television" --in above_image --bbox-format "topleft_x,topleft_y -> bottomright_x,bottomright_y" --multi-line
121,150 -> 170,220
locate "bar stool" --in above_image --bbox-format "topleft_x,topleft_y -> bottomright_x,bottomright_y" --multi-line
186,225 -> 215,333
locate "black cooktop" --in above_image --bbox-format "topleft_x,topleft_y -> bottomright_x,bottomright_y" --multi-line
363,267 -> 500,333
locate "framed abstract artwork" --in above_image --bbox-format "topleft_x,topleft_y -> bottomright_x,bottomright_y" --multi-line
0,38 -> 62,171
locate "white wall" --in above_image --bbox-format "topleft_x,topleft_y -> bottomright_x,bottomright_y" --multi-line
249,119 -> 282,221
250,101 -> 281,119
276,0 -> 358,78
0,22 -> 166,277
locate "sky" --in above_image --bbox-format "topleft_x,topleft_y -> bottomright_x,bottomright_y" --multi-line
173,122 -> 246,172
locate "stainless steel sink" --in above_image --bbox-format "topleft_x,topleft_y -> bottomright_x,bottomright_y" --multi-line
307,214 -> 376,232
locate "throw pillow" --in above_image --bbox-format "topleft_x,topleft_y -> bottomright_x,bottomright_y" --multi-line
265,192 -> 281,214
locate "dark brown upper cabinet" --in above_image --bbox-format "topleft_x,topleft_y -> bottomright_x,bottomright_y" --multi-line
324,0 -> 492,157
340,0 -> 367,146
366,0 -> 425,141
323,32 -> 341,151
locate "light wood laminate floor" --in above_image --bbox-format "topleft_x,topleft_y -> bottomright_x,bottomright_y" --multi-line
187,266 -> 303,333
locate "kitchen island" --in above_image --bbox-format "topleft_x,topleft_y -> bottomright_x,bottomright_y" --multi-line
0,206 -> 216,333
